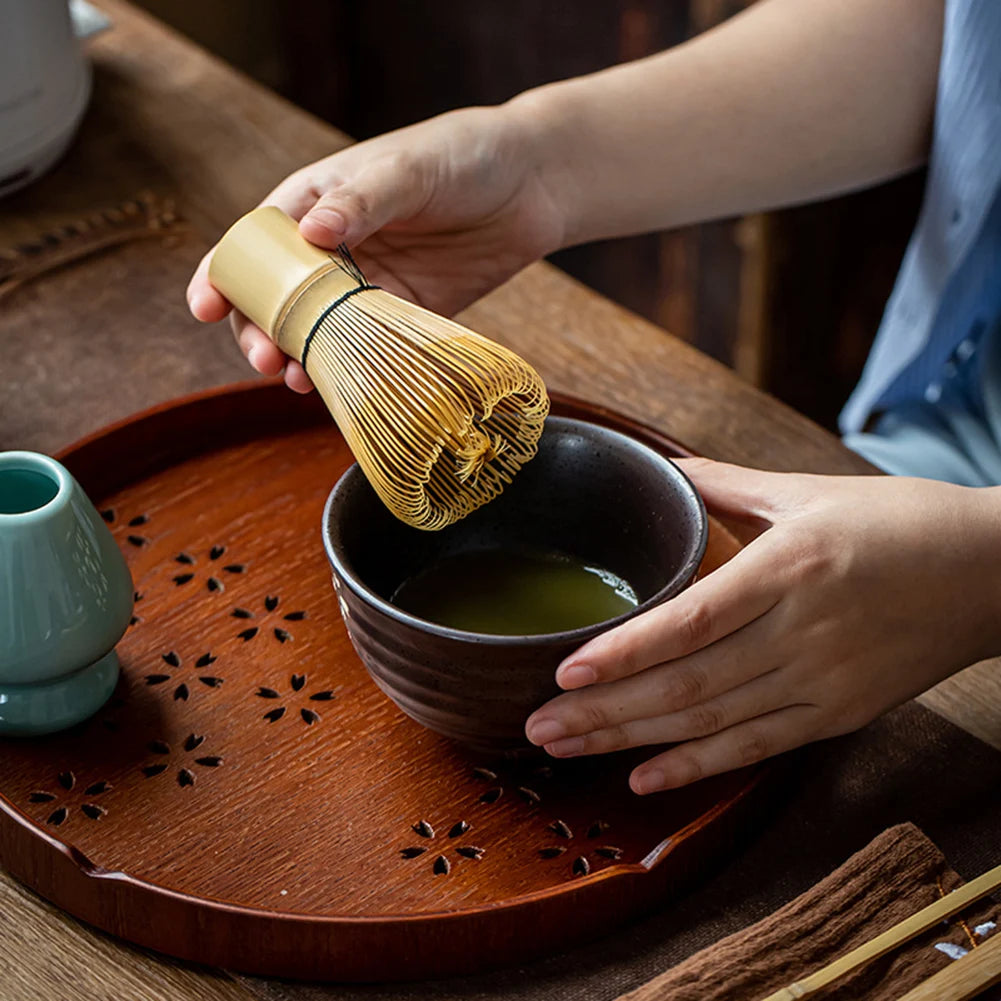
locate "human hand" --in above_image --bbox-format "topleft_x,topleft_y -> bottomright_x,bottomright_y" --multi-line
525,459 -> 1001,793
186,102 -> 567,392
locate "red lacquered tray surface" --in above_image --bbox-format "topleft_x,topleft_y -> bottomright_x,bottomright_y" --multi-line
0,384 -> 765,981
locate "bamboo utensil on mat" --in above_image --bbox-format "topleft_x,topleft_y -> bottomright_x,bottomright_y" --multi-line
894,930 -> 1001,1001
209,207 -> 549,530
760,862 -> 1001,1001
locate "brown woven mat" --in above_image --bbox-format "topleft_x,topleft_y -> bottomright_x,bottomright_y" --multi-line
237,701 -> 1001,1001
617,823 -> 997,1001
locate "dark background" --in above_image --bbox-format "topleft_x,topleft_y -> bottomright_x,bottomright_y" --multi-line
134,0 -> 926,431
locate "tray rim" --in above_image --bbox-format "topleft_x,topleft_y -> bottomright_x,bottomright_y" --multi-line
0,379 -> 766,974
0,777 -> 755,923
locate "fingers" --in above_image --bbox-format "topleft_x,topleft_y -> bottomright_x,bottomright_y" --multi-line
557,536 -> 782,689
629,704 -> 818,794
261,170 -> 326,221
186,250 -> 230,323
298,153 -> 430,249
227,310 -> 315,390
538,666 -> 797,759
676,457 -> 817,524
188,147 -> 430,387
185,167 -> 328,392
283,360 -> 314,393
229,311 -> 285,377
187,167 -> 323,323
527,613 -> 777,748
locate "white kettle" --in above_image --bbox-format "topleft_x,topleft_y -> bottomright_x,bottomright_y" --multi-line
0,0 -> 92,196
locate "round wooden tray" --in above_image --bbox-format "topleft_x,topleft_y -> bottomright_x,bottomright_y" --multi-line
0,383 -> 765,981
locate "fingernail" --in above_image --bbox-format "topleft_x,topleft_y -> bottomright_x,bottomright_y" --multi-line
632,769 -> 664,795
546,736 -> 584,757
526,718 -> 566,745
247,344 -> 262,370
557,664 -> 595,688
306,207 -> 347,234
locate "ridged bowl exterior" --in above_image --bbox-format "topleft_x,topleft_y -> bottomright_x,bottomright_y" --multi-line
333,572 -> 598,752
323,417 -> 707,754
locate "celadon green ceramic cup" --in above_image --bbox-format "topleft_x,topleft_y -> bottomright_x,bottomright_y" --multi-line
0,451 -> 133,736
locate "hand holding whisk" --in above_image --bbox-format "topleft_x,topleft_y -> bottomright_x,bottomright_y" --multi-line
209,207 -> 549,530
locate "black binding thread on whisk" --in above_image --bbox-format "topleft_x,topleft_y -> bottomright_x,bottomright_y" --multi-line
299,243 -> 380,370
300,285 -> 380,369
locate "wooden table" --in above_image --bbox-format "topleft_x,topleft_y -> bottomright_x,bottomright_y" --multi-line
0,3 -> 997,998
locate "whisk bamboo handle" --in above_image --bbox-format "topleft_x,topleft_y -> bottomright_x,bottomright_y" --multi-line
758,861 -> 1001,1001
206,207 -> 383,366
208,206 -> 337,339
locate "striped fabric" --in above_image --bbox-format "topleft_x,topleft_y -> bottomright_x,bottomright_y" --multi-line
840,0 -> 1001,438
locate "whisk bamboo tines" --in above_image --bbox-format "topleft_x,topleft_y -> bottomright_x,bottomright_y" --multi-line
209,207 -> 549,530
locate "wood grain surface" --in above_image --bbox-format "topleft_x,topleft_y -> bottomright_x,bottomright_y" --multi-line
0,0 -> 998,997
0,870 -> 253,1001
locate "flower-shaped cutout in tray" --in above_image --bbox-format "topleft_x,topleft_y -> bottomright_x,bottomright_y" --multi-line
0,384 -> 767,982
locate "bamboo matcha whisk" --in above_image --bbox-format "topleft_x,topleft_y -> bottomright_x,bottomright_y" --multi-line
209,207 -> 549,530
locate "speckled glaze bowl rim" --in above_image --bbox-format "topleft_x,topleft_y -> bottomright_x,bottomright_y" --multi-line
321,416 -> 708,647
0,451 -> 72,523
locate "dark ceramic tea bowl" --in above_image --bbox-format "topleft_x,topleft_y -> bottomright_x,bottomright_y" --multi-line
321,416 -> 707,755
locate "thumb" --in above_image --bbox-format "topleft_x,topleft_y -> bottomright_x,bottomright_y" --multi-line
675,457 -> 818,525
298,155 -> 431,249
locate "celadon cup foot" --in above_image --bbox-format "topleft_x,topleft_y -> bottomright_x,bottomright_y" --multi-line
0,649 -> 119,737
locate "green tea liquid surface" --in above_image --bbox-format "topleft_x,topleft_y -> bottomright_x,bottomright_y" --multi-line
390,548 -> 639,635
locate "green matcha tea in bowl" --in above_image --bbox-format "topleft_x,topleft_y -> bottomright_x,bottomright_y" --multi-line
390,546 -> 640,637
323,416 -> 707,754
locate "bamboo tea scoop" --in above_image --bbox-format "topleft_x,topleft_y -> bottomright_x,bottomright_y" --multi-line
759,861 -> 1001,1001
894,929 -> 1001,1001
